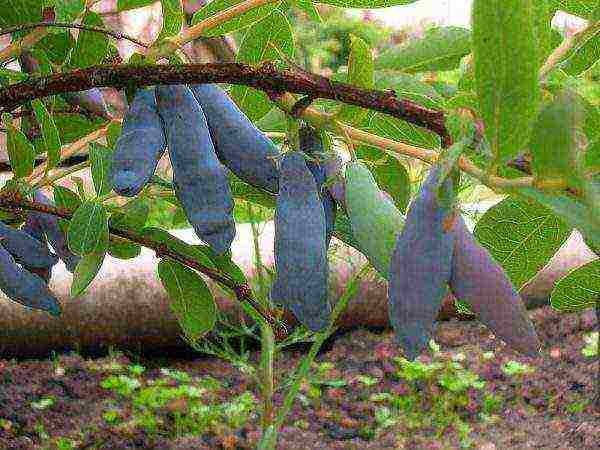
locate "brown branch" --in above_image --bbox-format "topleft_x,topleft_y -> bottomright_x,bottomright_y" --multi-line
0,192 -> 288,341
0,21 -> 149,48
0,63 -> 450,143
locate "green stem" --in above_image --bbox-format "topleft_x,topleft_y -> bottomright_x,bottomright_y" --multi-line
32,160 -> 90,189
260,323 -> 275,430
258,265 -> 369,449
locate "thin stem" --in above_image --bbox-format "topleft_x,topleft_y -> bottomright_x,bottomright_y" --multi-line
0,193 -> 286,339
0,21 -> 149,48
262,265 -> 369,449
32,160 -> 91,189
27,123 -> 113,183
539,20 -> 600,82
259,323 -> 275,430
0,27 -> 48,64
147,0 -> 276,61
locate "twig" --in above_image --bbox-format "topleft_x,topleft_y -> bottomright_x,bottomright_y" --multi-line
0,192 -> 287,340
0,27 -> 48,64
147,0 -> 275,61
539,19 -> 600,82
0,21 -> 149,48
0,63 -> 449,141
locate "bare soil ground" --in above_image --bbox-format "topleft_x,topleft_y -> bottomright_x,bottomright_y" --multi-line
0,304 -> 598,450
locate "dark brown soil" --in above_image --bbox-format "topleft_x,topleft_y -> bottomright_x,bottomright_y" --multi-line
1,304 -> 598,450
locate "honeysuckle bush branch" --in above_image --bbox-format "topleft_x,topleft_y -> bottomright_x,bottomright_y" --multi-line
0,191 -> 287,339
0,21 -> 150,48
0,62 -> 542,193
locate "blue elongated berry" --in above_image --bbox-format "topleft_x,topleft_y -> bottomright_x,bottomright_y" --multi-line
110,89 -> 167,197
0,245 -> 62,317
271,151 -> 331,332
300,125 -> 337,247
0,221 -> 57,269
388,167 -> 456,360
190,84 -> 279,193
156,85 -> 236,255
30,191 -> 81,273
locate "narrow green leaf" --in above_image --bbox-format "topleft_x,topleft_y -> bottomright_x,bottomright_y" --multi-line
230,10 -> 294,121
530,89 -> 586,186
550,259 -> 600,312
69,12 -> 109,68
472,0 -> 541,163
31,99 -> 61,170
158,258 -> 217,339
89,142 -> 113,196
71,252 -> 105,297
109,199 -> 149,230
68,201 -> 109,256
54,186 -> 82,212
474,196 -> 571,288
108,237 -> 141,260
534,0 -> 552,65
140,227 -> 216,269
0,0 -> 43,27
191,0 -> 280,37
338,35 -> 374,125
514,185 -> 600,252
1,113 -> 35,178
549,0 -> 598,18
106,122 -> 123,150
376,27 -> 471,73
294,0 -> 322,22
563,34 -> 600,76
34,32 -> 75,65
158,0 -> 184,40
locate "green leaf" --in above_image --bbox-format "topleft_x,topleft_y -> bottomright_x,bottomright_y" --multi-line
338,34 -> 374,125
360,111 -> 439,149
472,0 -> 541,163
474,196 -> 571,288
294,0 -> 322,22
201,246 -> 248,285
0,0 -> 43,27
117,0 -> 156,10
1,113 -> 35,178
108,237 -> 141,260
55,0 -> 85,22
53,113 -> 107,144
54,186 -> 82,212
375,71 -> 444,110
31,99 -> 61,170
68,201 -> 109,256
140,227 -> 216,269
109,199 -> 149,230
355,145 -> 410,213
230,10 -> 294,122
89,142 -> 113,197
534,0 -> 552,65
563,34 -> 600,76
549,0 -> 598,18
315,0 -> 418,7
158,0 -> 184,41
71,252 -> 105,297
376,27 -> 471,73
158,258 -> 217,339
106,122 -> 123,150
530,89 -> 586,186
550,259 -> 600,312
513,185 -> 600,252
69,12 -> 109,68
191,0 -> 280,37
